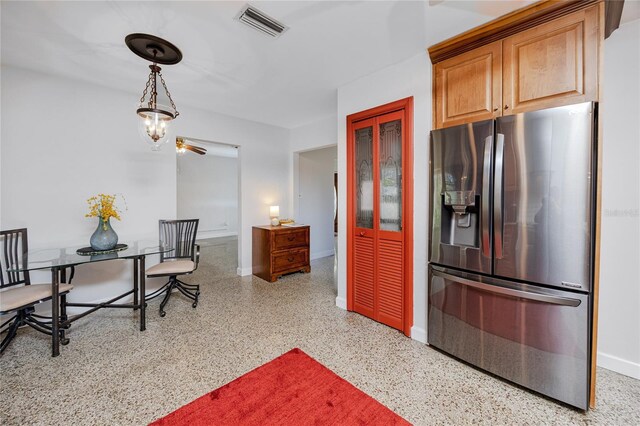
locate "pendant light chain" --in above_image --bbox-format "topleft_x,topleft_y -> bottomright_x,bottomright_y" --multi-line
137,66 -> 179,117
139,70 -> 153,106
158,70 -> 179,117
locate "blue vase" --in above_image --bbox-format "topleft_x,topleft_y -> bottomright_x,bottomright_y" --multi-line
90,217 -> 118,251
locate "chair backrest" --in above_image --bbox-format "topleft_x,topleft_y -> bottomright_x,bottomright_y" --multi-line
159,219 -> 199,262
0,228 -> 31,289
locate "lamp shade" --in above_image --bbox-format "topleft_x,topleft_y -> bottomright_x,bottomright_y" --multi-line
269,205 -> 280,218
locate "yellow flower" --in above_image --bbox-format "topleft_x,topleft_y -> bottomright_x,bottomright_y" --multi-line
85,193 -> 126,229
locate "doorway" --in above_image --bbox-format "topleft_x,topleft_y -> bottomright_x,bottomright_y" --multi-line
176,137 -> 241,270
346,97 -> 413,336
295,146 -> 338,266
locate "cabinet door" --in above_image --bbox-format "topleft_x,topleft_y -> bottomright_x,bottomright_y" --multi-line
502,5 -> 599,115
435,41 -> 502,129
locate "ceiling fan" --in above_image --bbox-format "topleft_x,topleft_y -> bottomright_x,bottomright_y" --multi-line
176,137 -> 207,155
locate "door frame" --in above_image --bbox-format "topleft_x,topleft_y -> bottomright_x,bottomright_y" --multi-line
346,97 -> 414,337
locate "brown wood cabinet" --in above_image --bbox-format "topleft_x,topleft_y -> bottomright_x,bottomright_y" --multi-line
434,41 -> 502,128
252,225 -> 310,282
432,3 -> 600,129
503,6 -> 599,115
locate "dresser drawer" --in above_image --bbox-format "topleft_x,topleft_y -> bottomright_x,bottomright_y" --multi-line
272,228 -> 308,250
272,248 -> 309,273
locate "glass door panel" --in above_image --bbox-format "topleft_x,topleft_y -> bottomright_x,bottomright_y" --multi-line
379,117 -> 402,232
355,125 -> 374,229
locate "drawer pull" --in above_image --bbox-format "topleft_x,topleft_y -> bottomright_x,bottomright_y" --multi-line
287,236 -> 295,241
288,257 -> 295,262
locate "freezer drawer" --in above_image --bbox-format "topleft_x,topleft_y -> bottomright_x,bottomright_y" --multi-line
428,266 -> 590,410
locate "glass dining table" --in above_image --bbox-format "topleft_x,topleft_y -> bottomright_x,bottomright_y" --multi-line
9,241 -> 170,357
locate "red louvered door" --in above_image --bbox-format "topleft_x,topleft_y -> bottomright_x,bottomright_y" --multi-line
349,108 -> 407,331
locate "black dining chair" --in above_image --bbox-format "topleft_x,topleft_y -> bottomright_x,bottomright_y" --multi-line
0,228 -> 74,353
145,219 -> 200,317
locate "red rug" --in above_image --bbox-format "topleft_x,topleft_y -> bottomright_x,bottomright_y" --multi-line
150,348 -> 410,425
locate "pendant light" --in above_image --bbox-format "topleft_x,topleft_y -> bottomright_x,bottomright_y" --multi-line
125,33 -> 182,151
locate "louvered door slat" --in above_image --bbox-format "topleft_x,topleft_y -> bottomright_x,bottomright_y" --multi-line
354,237 -> 375,317
377,239 -> 403,329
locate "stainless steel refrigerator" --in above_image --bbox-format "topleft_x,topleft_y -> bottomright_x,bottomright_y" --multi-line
428,102 -> 596,410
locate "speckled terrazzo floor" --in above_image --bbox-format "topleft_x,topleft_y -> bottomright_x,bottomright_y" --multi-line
1,237 -> 639,425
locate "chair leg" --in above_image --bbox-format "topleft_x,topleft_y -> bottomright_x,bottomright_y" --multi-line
1,305 -> 72,354
158,280 -> 175,317
176,279 -> 200,308
0,315 -> 20,353
144,280 -> 172,302
0,314 -> 18,333
179,281 -> 199,291
147,276 -> 200,316
23,317 -> 53,335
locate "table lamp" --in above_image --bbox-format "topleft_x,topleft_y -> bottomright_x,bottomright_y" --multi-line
270,205 -> 280,226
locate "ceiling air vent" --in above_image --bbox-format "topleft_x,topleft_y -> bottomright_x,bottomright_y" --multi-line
236,4 -> 288,38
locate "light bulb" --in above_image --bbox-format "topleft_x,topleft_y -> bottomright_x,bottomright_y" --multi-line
137,108 -> 173,151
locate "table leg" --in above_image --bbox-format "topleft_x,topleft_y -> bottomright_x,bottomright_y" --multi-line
133,257 -> 139,311
140,256 -> 146,331
51,267 -> 60,357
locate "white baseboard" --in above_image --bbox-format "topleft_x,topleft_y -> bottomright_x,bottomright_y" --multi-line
198,230 -> 237,239
335,296 -> 347,310
311,249 -> 334,261
237,266 -> 252,276
411,326 -> 427,343
597,351 -> 640,379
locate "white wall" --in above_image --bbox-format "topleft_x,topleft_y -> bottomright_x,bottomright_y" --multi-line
177,152 -> 238,239
598,19 -> 640,379
1,65 -> 290,311
290,115 -> 337,153
336,53 -> 431,342
297,146 -> 337,260
289,115 -> 337,217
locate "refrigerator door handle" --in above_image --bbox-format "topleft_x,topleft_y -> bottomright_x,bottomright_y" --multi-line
432,269 -> 582,307
482,135 -> 493,258
494,133 -> 505,259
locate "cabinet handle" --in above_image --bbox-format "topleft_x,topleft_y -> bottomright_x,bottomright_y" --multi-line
504,105 -> 509,110
288,257 -> 295,262
493,107 -> 499,112
359,231 -> 365,236
287,236 -> 295,241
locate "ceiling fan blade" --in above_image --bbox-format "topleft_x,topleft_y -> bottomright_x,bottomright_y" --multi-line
187,145 -> 207,154
185,145 -> 207,155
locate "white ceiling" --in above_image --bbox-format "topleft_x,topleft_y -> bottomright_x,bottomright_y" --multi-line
6,0 -> 630,130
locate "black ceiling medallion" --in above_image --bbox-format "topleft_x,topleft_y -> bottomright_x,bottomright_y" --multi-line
126,33 -> 182,151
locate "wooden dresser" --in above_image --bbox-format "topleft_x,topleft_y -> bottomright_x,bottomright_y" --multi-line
252,225 -> 310,282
